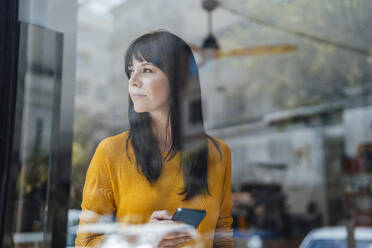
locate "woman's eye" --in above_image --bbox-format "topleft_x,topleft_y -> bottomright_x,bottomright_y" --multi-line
144,68 -> 152,73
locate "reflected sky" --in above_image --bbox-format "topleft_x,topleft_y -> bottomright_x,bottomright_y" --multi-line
78,0 -> 127,15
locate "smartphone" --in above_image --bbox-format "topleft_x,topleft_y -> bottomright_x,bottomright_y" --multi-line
171,208 -> 206,228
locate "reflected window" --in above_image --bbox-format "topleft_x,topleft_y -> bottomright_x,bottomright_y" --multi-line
76,80 -> 89,96
77,53 -> 90,68
95,86 -> 106,101
2,22 -> 63,248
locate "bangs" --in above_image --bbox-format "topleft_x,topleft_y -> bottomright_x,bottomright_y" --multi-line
125,34 -> 167,78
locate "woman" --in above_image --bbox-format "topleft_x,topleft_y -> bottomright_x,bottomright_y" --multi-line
75,30 -> 233,248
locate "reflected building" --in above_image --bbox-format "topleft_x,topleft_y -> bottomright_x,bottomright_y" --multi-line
210,97 -> 372,227
75,3 -> 113,137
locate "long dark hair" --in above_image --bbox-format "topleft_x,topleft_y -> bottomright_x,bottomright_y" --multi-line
124,30 -> 221,201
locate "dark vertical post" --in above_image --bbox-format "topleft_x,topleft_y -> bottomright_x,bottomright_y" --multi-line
0,0 -> 20,245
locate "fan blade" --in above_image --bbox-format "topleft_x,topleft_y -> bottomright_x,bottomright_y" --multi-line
216,44 -> 297,58
188,43 -> 203,53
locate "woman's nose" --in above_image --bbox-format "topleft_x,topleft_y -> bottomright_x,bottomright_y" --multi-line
129,73 -> 141,87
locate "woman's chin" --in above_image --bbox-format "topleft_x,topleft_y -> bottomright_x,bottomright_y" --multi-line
133,107 -> 147,113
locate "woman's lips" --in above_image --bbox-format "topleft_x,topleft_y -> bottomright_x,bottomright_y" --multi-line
132,94 -> 146,98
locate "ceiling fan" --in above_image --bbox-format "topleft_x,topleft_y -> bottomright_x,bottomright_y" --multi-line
190,0 -> 298,67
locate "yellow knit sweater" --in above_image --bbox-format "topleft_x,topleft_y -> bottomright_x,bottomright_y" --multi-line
75,131 -> 233,247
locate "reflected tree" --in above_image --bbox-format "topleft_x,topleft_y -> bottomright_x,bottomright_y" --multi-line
69,113 -> 109,209
217,0 -> 372,122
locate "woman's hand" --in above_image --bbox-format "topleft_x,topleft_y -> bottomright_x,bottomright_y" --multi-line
149,210 -> 193,248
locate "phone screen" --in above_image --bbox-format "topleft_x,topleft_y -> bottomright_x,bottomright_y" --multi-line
171,208 -> 206,228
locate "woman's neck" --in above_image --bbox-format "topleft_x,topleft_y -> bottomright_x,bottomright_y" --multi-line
150,110 -> 172,153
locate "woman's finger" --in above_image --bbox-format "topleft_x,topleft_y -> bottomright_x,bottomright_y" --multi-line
158,239 -> 191,248
158,232 -> 193,248
149,219 -> 176,225
161,232 -> 192,240
158,235 -> 192,248
149,210 -> 172,221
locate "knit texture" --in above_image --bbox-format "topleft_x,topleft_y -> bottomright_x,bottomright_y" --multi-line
75,131 -> 233,247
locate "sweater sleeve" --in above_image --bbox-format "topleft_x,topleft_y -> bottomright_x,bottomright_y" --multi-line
213,144 -> 233,248
75,140 -> 116,248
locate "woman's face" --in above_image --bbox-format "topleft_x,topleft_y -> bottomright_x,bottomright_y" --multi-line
128,56 -> 170,114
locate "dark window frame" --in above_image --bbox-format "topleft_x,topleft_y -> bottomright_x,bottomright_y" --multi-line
0,0 -> 20,246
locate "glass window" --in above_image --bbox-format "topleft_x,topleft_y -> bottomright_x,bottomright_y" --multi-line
2,22 -> 63,248
5,0 -> 372,247
69,0 -> 372,247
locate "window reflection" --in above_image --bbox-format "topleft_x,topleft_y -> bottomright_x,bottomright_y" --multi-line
68,0 -> 372,247
2,22 -> 63,248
